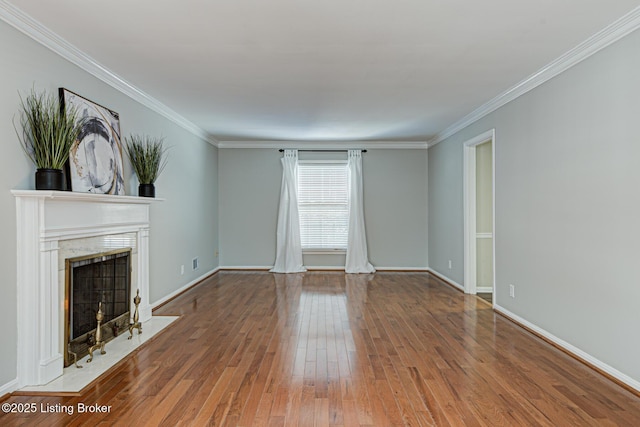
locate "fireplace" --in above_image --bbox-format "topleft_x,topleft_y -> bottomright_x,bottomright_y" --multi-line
65,249 -> 132,367
13,190 -> 157,387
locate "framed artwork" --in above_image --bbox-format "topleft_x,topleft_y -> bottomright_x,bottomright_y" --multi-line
60,88 -> 125,195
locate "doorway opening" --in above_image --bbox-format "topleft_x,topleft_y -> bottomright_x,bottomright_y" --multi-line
463,130 -> 495,304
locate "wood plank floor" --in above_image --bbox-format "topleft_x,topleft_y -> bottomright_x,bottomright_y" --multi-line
3,271 -> 640,426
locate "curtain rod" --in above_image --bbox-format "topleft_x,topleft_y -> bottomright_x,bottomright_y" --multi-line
278,149 -> 367,153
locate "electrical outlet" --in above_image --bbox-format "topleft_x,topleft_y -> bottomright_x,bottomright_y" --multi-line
192,257 -> 199,270
180,265 -> 184,275
509,284 -> 515,298
448,260 -> 452,269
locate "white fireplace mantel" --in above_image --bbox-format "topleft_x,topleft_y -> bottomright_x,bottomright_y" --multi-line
12,190 -> 162,387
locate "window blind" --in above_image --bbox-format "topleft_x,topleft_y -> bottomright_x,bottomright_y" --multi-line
297,162 -> 349,250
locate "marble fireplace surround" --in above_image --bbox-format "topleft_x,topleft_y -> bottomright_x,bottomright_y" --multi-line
12,190 -> 159,387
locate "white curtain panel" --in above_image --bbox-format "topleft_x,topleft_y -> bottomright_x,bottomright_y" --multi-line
345,150 -> 376,274
271,150 -> 307,273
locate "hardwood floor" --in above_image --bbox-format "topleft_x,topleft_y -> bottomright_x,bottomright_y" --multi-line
476,293 -> 492,305
2,271 -> 640,426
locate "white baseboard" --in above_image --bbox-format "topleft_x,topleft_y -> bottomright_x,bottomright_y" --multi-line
476,286 -> 493,293
427,268 -> 464,291
151,267 -> 220,309
0,378 -> 19,396
219,266 -> 429,272
306,266 -> 344,271
301,266 -> 429,272
220,265 -> 345,271
494,304 -> 640,393
219,266 -> 272,270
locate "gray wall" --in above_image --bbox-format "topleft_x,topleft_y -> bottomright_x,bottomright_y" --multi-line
428,28 -> 640,383
428,138 -> 464,283
219,149 -> 282,267
0,20 -> 219,389
219,148 -> 428,269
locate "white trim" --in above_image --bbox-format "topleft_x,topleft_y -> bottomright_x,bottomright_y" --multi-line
427,268 -> 464,292
10,190 -> 165,204
428,6 -> 640,147
151,267 -> 220,308
0,2 -> 217,147
491,132 -> 497,306
218,266 -> 429,272
494,304 -> 640,393
476,232 -> 493,239
217,140 -> 428,150
305,266 -> 346,271
297,266 -> 432,271
0,378 -> 19,396
476,286 -> 493,293
44,224 -> 148,242
302,266 -> 430,272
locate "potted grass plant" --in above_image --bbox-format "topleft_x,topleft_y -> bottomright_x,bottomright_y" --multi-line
124,134 -> 168,197
15,88 -> 85,190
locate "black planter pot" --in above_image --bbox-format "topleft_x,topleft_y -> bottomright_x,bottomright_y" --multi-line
138,183 -> 155,198
35,168 -> 65,191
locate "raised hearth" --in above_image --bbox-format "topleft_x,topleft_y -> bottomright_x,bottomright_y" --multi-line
12,190 -> 160,387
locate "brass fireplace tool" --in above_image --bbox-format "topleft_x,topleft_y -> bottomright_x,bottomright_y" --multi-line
87,302 -> 106,362
68,347 -> 82,368
128,289 -> 142,339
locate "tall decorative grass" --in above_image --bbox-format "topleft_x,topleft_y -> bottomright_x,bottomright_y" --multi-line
15,88 -> 84,170
124,135 -> 168,184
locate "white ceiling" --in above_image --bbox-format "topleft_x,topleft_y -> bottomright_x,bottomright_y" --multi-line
6,1 -> 640,144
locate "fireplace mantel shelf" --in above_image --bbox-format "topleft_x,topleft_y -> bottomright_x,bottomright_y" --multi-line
12,189 -> 165,203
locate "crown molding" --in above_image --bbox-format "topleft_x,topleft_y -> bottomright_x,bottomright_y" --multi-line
217,140 -> 428,149
428,6 -> 640,148
0,1 -> 219,147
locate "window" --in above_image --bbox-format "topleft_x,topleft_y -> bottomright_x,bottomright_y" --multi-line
297,161 -> 348,250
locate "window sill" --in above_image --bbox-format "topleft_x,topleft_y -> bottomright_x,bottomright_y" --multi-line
303,249 -> 346,255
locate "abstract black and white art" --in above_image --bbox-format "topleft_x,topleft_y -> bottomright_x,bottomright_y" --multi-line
60,88 -> 125,195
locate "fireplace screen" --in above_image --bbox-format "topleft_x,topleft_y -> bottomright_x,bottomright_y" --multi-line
65,248 -> 132,367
